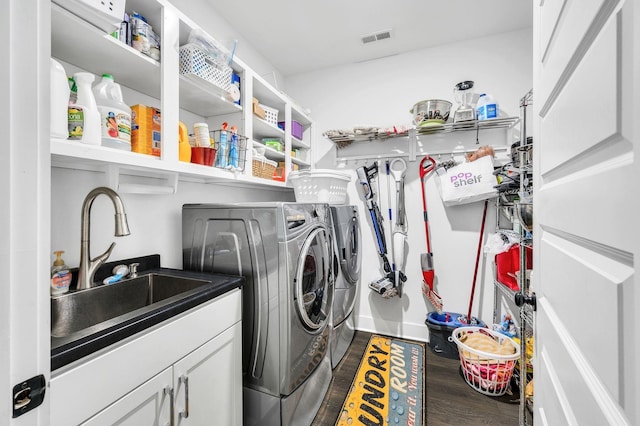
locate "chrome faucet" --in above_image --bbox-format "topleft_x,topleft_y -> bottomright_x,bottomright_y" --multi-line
77,187 -> 131,290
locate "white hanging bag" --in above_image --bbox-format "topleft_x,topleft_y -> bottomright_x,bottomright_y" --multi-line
435,155 -> 498,206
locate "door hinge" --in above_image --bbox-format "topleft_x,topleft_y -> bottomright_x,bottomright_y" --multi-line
12,375 -> 46,418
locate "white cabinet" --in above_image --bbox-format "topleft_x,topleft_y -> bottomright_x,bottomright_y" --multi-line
81,368 -> 173,426
50,0 -> 312,190
81,322 -> 242,426
51,288 -> 242,426
172,322 -> 242,425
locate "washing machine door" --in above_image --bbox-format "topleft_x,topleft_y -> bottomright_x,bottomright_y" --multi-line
340,214 -> 362,285
295,225 -> 332,331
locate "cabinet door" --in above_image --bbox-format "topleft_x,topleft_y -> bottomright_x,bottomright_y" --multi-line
172,321 -> 243,425
81,367 -> 173,426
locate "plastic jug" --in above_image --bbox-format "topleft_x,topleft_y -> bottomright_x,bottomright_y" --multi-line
93,74 -> 132,150
50,58 -> 70,139
476,93 -> 499,121
69,72 -> 101,145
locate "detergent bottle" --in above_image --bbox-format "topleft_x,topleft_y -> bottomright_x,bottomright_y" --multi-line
93,74 -> 132,150
68,72 -> 101,145
50,58 -> 70,139
476,93 -> 499,121
178,121 -> 192,162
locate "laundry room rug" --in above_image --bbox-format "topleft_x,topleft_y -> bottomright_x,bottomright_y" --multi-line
335,334 -> 425,426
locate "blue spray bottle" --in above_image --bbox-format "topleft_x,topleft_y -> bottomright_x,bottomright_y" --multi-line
229,125 -> 239,169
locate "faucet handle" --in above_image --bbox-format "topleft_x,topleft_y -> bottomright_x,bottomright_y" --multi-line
129,262 -> 140,278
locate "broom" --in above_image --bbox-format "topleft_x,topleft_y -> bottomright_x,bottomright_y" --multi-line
419,156 -> 442,313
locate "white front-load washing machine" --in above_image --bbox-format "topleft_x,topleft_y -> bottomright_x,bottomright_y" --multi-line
329,205 -> 362,369
182,202 -> 333,426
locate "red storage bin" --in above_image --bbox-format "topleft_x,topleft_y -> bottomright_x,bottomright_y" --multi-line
495,244 -> 532,291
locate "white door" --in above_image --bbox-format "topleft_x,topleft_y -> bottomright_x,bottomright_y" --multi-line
2,0 -> 51,424
172,322 -> 243,426
533,0 -> 638,425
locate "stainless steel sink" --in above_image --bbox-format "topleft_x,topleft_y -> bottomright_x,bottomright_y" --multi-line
51,272 -> 211,338
50,267 -> 243,371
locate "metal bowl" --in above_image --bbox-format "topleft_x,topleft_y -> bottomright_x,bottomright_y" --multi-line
410,99 -> 452,127
515,203 -> 533,231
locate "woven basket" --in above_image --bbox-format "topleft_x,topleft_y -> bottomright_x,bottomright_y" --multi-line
252,156 -> 277,179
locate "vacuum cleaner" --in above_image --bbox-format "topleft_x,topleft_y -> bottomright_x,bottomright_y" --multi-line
356,162 -> 405,298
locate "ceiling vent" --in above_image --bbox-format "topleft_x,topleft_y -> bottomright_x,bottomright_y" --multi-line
361,29 -> 393,44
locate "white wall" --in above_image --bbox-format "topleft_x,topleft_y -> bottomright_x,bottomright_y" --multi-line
51,168 -> 295,269
172,0 -> 286,91
285,28 -> 533,342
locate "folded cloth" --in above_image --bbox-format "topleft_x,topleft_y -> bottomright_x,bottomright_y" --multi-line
459,330 -> 515,360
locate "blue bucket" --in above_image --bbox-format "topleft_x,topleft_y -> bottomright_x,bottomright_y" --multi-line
425,311 -> 486,359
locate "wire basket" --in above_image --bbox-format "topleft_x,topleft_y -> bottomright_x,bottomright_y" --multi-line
252,156 -> 277,179
450,326 -> 520,396
179,43 -> 233,92
209,130 -> 247,172
260,104 -> 279,127
288,170 -> 351,204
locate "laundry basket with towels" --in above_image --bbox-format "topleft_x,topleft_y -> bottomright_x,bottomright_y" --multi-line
450,326 -> 520,396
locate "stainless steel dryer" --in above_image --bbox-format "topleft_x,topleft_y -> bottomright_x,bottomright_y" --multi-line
182,202 -> 333,426
329,205 -> 362,369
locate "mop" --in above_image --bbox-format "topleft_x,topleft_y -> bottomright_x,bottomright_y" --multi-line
419,156 -> 442,312
390,158 -> 408,297
356,163 -> 396,298
458,199 -> 489,326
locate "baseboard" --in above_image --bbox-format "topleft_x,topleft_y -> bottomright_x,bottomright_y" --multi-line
355,315 -> 429,343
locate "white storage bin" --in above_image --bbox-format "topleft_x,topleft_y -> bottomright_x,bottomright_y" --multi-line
179,43 -> 232,92
289,170 -> 352,204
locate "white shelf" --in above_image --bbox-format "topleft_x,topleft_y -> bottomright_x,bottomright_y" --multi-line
253,117 -> 285,140
291,157 -> 310,167
51,3 -> 161,99
51,140 -> 289,189
179,75 -> 242,117
50,0 -> 312,187
292,136 -> 310,150
262,147 -> 285,162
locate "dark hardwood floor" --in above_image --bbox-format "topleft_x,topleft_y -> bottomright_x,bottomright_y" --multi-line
312,331 -> 519,426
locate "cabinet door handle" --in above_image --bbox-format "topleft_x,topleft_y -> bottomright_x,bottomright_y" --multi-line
179,375 -> 190,419
164,386 -> 175,426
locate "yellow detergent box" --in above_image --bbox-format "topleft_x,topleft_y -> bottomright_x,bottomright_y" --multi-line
131,105 -> 161,156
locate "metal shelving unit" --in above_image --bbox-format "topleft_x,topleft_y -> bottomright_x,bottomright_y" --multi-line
515,89 -> 535,426
326,117 -> 519,162
492,89 -> 534,425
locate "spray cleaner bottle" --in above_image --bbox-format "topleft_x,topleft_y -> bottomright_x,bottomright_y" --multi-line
216,122 -> 229,168
68,72 -> 101,145
228,125 -> 239,169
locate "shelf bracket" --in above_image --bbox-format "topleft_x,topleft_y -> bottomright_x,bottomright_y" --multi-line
106,164 -> 179,194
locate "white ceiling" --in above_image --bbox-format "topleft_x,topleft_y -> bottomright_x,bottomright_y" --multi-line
208,0 -> 533,77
